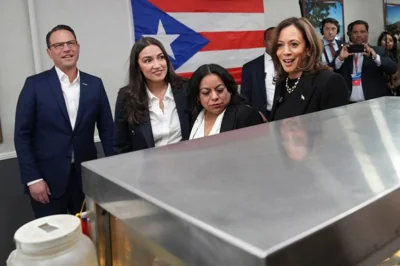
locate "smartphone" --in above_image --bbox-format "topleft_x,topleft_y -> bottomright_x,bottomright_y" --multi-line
348,44 -> 365,53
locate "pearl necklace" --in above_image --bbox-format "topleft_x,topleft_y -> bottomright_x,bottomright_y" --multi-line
285,76 -> 301,94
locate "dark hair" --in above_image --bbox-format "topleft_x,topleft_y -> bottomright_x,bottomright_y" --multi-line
188,64 -> 246,120
46,25 -> 77,48
347,20 -> 369,37
320,18 -> 340,35
264,27 -> 276,39
377,31 -> 398,57
120,37 -> 185,125
271,17 -> 325,82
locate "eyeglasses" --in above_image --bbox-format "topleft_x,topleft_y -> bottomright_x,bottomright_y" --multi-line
50,40 -> 78,50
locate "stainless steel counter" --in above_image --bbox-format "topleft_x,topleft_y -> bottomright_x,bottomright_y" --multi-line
82,97 -> 400,266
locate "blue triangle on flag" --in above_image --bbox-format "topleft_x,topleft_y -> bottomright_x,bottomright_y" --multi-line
131,0 -> 209,71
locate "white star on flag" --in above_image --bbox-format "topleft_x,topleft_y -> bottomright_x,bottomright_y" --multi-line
143,20 -> 180,59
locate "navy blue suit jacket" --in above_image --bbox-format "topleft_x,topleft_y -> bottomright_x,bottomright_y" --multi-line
14,67 -> 114,197
241,55 -> 269,116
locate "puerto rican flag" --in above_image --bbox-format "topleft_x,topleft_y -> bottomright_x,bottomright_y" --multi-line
131,0 -> 265,84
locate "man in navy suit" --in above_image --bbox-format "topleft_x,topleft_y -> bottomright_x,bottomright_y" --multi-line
241,27 -> 276,119
14,25 -> 114,218
320,18 -> 343,68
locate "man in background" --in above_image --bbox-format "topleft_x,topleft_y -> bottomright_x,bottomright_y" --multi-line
320,18 -> 343,68
14,25 -> 114,218
241,27 -> 276,120
335,20 -> 397,103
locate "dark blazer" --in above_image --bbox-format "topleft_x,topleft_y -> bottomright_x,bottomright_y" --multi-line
114,82 -> 190,154
241,55 -> 270,116
14,67 -> 114,197
220,103 -> 265,132
335,45 -> 397,100
271,69 -> 349,121
322,39 -> 344,67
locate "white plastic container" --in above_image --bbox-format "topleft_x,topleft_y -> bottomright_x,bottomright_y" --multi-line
7,214 -> 98,266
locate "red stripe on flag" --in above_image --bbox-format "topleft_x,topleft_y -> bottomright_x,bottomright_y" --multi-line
199,31 -> 264,51
148,0 -> 264,13
178,67 -> 243,84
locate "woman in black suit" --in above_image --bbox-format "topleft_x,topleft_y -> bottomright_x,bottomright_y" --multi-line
188,64 -> 264,139
114,37 -> 190,154
270,17 -> 348,121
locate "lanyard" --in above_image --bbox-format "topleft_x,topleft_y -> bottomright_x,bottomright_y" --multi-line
354,54 -> 359,73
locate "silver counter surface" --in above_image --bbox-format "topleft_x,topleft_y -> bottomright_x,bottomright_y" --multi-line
82,97 -> 400,266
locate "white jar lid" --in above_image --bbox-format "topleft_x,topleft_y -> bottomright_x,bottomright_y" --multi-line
14,214 -> 81,254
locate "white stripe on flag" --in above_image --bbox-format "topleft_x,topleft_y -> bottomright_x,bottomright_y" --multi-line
167,13 -> 265,32
175,48 -> 265,72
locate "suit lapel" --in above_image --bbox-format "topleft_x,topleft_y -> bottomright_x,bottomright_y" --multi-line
172,87 -> 190,140
48,68 -> 71,130
138,113 -> 155,148
220,105 -> 237,133
295,74 -> 317,114
256,56 -> 267,105
346,54 -> 355,74
73,72 -> 89,131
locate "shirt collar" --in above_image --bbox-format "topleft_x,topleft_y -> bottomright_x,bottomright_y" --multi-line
264,52 -> 272,72
264,52 -> 272,61
55,66 -> 80,84
146,83 -> 173,101
323,38 -> 335,46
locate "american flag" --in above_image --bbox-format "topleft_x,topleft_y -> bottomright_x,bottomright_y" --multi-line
131,0 -> 265,84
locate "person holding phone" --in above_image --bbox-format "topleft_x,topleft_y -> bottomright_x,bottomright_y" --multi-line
334,20 -> 397,103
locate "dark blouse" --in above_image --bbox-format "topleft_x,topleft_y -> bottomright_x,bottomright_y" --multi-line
273,78 -> 305,121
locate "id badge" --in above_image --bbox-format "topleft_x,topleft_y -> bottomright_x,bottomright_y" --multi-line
351,72 -> 361,86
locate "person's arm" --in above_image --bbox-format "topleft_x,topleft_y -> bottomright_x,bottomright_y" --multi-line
372,47 -> 397,75
14,78 -> 42,184
96,79 -> 114,157
240,65 -> 252,104
114,91 -> 133,154
14,78 -> 51,204
320,73 -> 349,109
334,44 -> 352,70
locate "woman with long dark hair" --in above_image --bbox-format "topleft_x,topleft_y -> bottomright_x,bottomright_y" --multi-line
377,31 -> 398,63
377,31 -> 400,95
114,37 -> 190,153
270,17 -> 348,121
188,64 -> 264,139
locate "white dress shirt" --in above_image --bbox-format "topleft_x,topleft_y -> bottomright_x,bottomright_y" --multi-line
28,67 -> 80,186
335,52 -> 382,102
189,109 -> 226,139
321,39 -> 339,64
264,53 -> 275,111
147,84 -> 182,147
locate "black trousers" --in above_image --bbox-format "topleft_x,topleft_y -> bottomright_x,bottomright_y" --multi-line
30,163 -> 85,219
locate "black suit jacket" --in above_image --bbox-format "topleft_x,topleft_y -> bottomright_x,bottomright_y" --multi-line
335,45 -> 397,100
114,83 -> 190,154
14,67 -> 114,197
220,103 -> 265,132
241,55 -> 270,116
322,39 -> 344,67
271,69 -> 349,121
